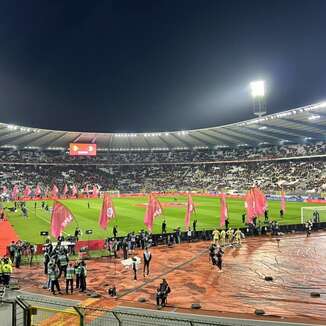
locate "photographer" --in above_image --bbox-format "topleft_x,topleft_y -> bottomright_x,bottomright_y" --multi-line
156,279 -> 171,308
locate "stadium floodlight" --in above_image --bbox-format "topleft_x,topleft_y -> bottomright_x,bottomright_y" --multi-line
250,80 -> 267,117
250,80 -> 265,98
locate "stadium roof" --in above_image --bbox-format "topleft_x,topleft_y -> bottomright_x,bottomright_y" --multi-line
0,102 -> 325,151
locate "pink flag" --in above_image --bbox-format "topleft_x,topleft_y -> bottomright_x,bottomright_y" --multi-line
51,201 -> 74,238
11,185 -> 19,199
245,187 -> 267,223
45,186 -> 49,198
220,193 -> 228,227
71,184 -> 77,197
185,193 -> 195,229
23,185 -> 31,197
144,194 -> 162,232
99,192 -> 116,230
34,184 -> 41,196
245,189 -> 255,223
84,184 -> 89,196
281,190 -> 286,213
252,187 -> 267,216
63,184 -> 68,196
92,185 -> 99,198
51,184 -> 59,198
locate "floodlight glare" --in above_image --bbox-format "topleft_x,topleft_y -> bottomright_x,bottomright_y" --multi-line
250,80 -> 265,98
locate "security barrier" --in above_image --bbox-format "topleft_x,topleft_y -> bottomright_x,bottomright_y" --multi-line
5,295 -> 324,326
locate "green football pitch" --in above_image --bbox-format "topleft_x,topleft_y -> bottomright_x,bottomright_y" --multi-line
4,196 -> 325,244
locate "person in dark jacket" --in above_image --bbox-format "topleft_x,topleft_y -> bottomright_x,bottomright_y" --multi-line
143,247 -> 152,277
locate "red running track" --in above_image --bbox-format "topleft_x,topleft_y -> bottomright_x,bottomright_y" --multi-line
0,219 -> 19,255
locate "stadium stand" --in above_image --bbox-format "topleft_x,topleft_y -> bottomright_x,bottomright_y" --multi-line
0,102 -> 324,196
0,142 -> 325,163
0,144 -> 324,196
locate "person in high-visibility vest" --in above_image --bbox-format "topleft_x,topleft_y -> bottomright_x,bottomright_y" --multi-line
2,258 -> 13,287
48,262 -> 62,295
234,229 -> 243,245
220,229 -> 226,246
226,228 -> 234,244
65,263 -> 75,294
212,229 -> 220,244
58,250 -> 69,278
75,261 -> 81,289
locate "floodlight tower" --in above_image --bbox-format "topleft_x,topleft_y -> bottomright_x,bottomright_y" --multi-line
250,80 -> 266,117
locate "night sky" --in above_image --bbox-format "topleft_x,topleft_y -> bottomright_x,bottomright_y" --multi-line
1,0 -> 326,132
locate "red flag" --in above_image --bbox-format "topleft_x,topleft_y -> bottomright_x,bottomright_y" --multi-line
51,201 -> 74,238
51,184 -> 59,198
185,193 -> 195,229
220,193 -> 228,227
11,185 -> 19,199
245,187 -> 267,223
99,192 -> 116,230
34,184 -> 41,196
245,189 -> 255,223
281,190 -> 286,213
63,184 -> 68,196
23,185 -> 31,197
71,184 -> 77,197
144,194 -> 162,232
252,187 -> 267,216
92,185 -> 99,198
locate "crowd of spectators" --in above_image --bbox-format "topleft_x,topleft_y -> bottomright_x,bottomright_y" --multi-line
0,157 -> 324,195
0,142 -> 325,164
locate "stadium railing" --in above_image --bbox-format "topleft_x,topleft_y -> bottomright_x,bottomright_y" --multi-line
8,296 -> 326,326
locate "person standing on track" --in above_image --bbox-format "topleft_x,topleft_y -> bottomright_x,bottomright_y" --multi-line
79,261 -> 87,292
143,247 -> 152,277
58,249 -> 69,278
48,262 -> 62,295
226,228 -> 234,245
212,228 -> 220,245
305,220 -> 312,237
65,262 -> 75,294
216,247 -> 224,272
220,229 -> 226,246
132,257 -> 138,280
234,228 -> 243,246
2,258 -> 13,287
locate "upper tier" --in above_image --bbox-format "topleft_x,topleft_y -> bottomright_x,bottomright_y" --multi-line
0,102 -> 325,150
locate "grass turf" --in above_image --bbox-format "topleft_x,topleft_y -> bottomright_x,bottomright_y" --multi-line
4,196 -> 326,244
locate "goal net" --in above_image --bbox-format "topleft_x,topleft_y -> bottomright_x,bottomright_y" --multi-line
301,206 -> 326,224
